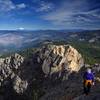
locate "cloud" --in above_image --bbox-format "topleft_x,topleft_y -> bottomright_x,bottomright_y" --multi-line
24,38 -> 39,43
16,3 -> 26,9
85,8 -> 100,19
18,27 -> 25,30
0,0 -> 15,12
32,0 -> 54,12
0,0 -> 100,30
0,33 -> 24,46
0,0 -> 26,12
36,1 -> 54,12
42,0 -> 100,28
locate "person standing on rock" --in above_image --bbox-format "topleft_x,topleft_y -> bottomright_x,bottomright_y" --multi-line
83,68 -> 94,95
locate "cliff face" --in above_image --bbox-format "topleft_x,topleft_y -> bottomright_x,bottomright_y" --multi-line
0,44 -> 86,100
37,45 -> 84,77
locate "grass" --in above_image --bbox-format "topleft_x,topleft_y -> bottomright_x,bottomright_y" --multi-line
69,40 -> 100,65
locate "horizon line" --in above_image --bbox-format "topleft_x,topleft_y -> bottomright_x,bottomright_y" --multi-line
0,29 -> 100,31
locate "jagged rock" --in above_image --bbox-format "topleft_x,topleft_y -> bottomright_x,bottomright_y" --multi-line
0,44 -> 84,98
95,77 -> 100,82
13,76 -> 28,94
0,53 -> 24,91
38,44 -> 84,78
93,64 -> 100,72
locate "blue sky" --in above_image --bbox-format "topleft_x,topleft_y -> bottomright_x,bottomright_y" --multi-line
0,0 -> 100,30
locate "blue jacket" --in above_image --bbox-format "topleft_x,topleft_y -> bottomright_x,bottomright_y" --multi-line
83,72 -> 94,82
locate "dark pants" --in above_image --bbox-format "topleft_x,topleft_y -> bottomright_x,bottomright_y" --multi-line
83,80 -> 91,95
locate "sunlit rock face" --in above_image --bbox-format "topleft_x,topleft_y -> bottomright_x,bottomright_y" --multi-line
37,44 -> 84,76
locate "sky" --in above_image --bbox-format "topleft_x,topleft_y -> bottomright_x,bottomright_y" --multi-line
0,0 -> 100,30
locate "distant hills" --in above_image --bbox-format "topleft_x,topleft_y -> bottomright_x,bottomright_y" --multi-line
0,29 -> 100,64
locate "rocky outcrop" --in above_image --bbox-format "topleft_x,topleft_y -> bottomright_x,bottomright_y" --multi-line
0,44 -> 84,99
0,53 -> 27,93
37,44 -> 84,79
13,76 -> 28,94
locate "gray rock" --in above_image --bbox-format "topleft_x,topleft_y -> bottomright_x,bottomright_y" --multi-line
0,53 -> 25,93
13,76 -> 28,94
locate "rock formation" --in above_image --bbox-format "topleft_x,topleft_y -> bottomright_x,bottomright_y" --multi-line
37,44 -> 84,79
0,53 -> 28,93
0,44 -> 85,100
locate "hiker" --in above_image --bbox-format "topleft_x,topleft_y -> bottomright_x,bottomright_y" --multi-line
83,68 -> 94,95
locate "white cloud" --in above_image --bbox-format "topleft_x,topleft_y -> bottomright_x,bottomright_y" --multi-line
18,27 -> 25,30
34,1 -> 54,12
0,0 -> 15,12
42,0 -> 100,27
16,3 -> 26,9
85,8 -> 100,19
0,33 -> 24,46
0,0 -> 26,12
24,38 -> 39,43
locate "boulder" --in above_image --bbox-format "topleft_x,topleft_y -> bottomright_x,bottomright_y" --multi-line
13,76 -> 28,94
37,44 -> 84,79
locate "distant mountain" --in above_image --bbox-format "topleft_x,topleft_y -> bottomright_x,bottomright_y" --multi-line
0,29 -> 100,55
